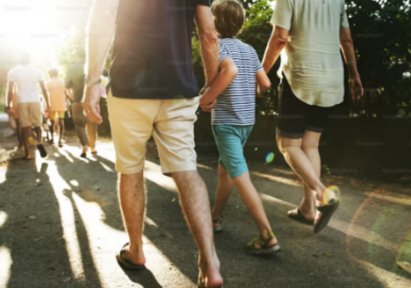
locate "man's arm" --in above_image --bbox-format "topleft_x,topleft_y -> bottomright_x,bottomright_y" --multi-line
195,4 -> 219,89
6,81 -> 14,111
39,81 -> 50,110
200,58 -> 237,107
340,27 -> 363,101
83,0 -> 120,124
262,26 -> 289,73
65,89 -> 74,101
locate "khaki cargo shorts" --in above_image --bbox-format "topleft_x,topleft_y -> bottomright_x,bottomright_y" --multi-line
18,102 -> 42,127
107,90 -> 199,175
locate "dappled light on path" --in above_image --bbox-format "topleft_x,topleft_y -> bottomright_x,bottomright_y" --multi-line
0,246 -> 12,287
46,161 -> 86,281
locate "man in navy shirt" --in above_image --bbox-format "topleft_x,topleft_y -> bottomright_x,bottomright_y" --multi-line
83,0 -> 222,287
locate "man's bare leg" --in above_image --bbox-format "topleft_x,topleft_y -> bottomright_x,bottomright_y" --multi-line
34,126 -> 42,143
277,135 -> 335,204
172,171 -> 223,288
22,126 -> 31,159
49,120 -> 55,143
211,164 -> 233,228
16,119 -> 23,148
117,172 -> 146,265
58,118 -> 65,146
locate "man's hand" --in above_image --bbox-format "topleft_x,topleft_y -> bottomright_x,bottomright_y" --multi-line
82,85 -> 102,124
349,75 -> 364,102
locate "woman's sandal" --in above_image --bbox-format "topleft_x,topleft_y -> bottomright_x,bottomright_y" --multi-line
246,230 -> 281,255
314,199 -> 340,233
288,208 -> 314,225
213,217 -> 223,233
116,243 -> 146,270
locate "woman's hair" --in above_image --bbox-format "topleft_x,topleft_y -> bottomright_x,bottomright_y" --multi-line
211,0 -> 245,38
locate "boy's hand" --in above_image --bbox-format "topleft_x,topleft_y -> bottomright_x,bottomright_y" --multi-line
200,99 -> 216,112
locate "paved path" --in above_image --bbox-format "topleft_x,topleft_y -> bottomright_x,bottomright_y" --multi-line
0,114 -> 410,288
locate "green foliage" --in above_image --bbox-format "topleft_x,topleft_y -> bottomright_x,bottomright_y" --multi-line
346,0 -> 411,117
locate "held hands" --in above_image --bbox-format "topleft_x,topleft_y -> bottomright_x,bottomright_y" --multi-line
199,86 -> 216,113
349,75 -> 364,102
82,85 -> 103,124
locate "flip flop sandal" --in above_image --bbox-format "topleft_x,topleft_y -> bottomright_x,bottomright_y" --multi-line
213,217 -> 223,233
314,199 -> 340,234
116,243 -> 146,270
288,208 -> 314,225
36,144 -> 48,158
246,230 -> 281,255
80,152 -> 87,158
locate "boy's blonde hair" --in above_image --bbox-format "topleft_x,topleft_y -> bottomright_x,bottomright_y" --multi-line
211,0 -> 245,38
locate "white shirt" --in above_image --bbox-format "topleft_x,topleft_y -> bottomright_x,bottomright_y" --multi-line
272,0 -> 350,107
7,65 -> 44,103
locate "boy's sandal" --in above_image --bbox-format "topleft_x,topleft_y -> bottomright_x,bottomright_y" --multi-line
246,230 -> 281,255
116,243 -> 146,270
314,199 -> 340,234
212,217 -> 223,233
288,208 -> 314,225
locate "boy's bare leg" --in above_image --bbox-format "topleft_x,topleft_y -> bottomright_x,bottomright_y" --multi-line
117,172 -> 146,265
232,172 -> 277,247
211,164 -> 233,226
172,171 -> 223,288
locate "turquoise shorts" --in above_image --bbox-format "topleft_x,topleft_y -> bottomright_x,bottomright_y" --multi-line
212,125 -> 254,179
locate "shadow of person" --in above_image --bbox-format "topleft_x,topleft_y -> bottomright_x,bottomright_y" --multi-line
0,158 -> 103,288
120,268 -> 163,288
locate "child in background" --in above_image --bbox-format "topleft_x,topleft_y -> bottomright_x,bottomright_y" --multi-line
200,0 -> 279,255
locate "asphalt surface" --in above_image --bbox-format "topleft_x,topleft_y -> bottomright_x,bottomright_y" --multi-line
0,114 -> 410,288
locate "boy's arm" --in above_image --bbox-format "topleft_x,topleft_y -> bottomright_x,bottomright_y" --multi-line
200,58 -> 238,107
256,69 -> 271,95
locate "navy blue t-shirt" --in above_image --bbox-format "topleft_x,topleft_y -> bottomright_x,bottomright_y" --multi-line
109,0 -> 211,99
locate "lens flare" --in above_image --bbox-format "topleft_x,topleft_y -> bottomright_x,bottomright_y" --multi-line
323,185 -> 341,205
265,152 -> 275,163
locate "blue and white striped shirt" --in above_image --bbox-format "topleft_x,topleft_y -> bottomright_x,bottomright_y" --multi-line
211,38 -> 263,126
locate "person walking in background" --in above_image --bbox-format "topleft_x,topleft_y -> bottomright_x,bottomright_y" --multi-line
5,53 -> 49,160
262,0 -> 363,233
46,69 -> 67,147
6,84 -> 23,148
199,0 -> 278,255
82,0 -> 223,287
65,51 -> 98,157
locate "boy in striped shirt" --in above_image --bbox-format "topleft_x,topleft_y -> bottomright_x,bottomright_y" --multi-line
200,0 -> 280,255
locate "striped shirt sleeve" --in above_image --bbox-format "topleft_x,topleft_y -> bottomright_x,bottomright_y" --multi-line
219,43 -> 231,63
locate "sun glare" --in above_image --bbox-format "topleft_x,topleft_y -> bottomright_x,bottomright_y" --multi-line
0,0 -> 89,65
